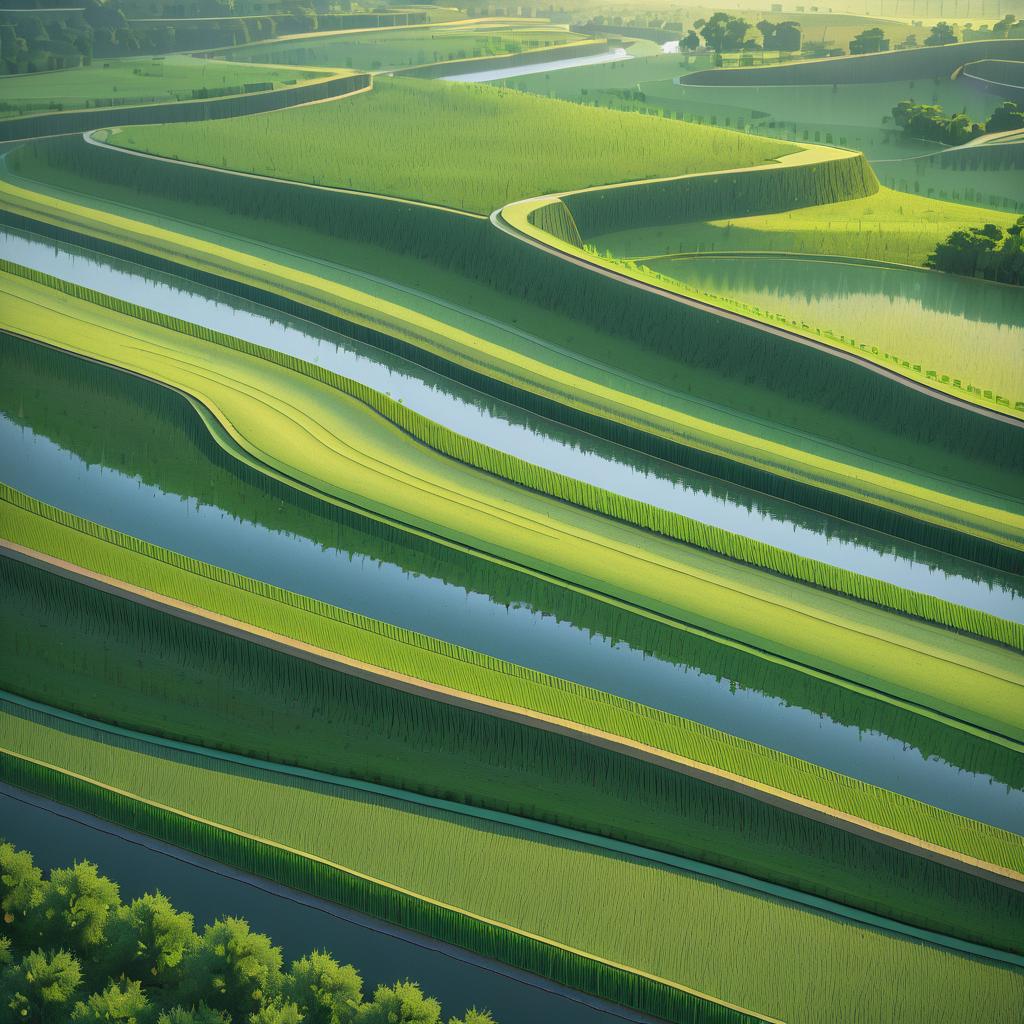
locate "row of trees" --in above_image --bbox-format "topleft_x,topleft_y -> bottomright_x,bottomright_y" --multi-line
0,841 -> 496,1024
926,217 -> 1024,285
891,99 -> 1024,146
678,13 -> 801,55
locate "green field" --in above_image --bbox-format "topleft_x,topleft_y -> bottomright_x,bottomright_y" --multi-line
4,150 -> 1020,557
109,76 -> 792,213
4,701 -> 1022,1024
3,268 -> 1021,724
0,55 -> 323,119
219,21 -> 585,72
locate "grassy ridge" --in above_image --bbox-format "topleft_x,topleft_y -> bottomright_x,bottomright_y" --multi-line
3,489 -> 1023,894
6,330 -> 1017,795
110,76 -> 792,214
5,255 -> 1016,647
2,704 -> 1022,1024
6,141 -> 1023,542
562,147 -> 879,239
0,71 -> 368,144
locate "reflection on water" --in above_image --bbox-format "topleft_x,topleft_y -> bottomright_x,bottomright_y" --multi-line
3,334 -> 1022,831
648,254 -> 1024,409
4,228 -> 1020,621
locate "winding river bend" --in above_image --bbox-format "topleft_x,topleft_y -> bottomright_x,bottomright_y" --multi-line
4,228 -> 1020,622
3,327 -> 1022,830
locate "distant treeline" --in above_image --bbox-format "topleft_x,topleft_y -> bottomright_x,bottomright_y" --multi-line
0,839 -> 495,1024
927,217 -> 1024,285
0,0 -> 432,74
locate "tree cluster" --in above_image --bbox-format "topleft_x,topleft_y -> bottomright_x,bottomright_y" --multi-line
677,12 -> 801,55
849,27 -> 889,55
890,99 -> 1024,146
926,217 -> 1024,285
0,842 -> 495,1024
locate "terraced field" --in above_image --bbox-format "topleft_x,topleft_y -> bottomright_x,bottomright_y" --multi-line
1,12 -> 1021,1023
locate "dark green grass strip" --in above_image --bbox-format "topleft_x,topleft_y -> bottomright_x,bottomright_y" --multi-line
5,256 -> 1018,649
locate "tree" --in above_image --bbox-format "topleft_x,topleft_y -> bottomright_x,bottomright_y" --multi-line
774,22 -> 801,52
175,918 -> 284,1018
925,22 -> 957,46
29,861 -> 120,959
71,978 -> 156,1023
849,27 -> 889,54
285,951 -> 362,1024
355,982 -> 442,1024
249,1000 -> 305,1024
102,892 -> 197,988
699,12 -> 731,52
679,30 -> 701,51
0,842 -> 43,931
987,101 -> 1024,133
157,1005 -> 229,1024
449,1012 -> 496,1024
1,949 -> 83,1024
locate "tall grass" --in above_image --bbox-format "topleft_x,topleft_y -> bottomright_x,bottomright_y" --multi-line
110,76 -> 792,214
0,72 -> 369,144
563,150 -> 879,238
4,490 -> 1024,908
7,330 -> 1018,796
6,258 -> 1018,649
14,138 -> 1020,515
5,209 -> 1016,573
2,707 -> 1022,1024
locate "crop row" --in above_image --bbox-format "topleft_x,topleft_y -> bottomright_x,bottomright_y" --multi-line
0,72 -> 370,144
6,256 -> 1017,649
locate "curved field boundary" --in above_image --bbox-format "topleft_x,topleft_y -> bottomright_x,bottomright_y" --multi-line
6,688 -> 1022,969
0,746 -> 779,1024
2,173 -> 1018,567
680,39 -> 1024,86
3,536 -> 1023,900
0,70 -> 371,144
498,190 -> 1024,430
5,254 -> 1018,648
394,39 -> 611,79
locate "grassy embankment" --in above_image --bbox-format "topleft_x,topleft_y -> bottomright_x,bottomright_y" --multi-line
510,152 -> 1023,420
2,699 -> 1022,1024
2,268 -> 1022,729
0,55 -> 325,120
7,127 -> 1021,563
5,332 -> 1017,797
219,21 -> 585,72
109,75 -> 793,213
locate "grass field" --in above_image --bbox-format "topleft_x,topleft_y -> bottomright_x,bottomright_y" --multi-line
591,187 -> 1018,267
109,76 -> 792,213
3,268 -> 1022,728
2,159 -> 1020,560
3,702 -> 1022,1024
0,55 -> 323,119
219,22 -> 585,72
